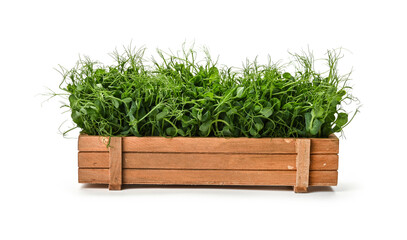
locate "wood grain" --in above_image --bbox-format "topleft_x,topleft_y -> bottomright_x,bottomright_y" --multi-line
122,137 -> 297,153
310,135 -> 339,154
77,134 -> 339,190
78,152 -> 109,168
78,134 -> 109,151
78,169 -> 337,186
79,134 -> 338,154
78,168 -> 109,184
108,137 -> 122,190
78,152 -> 338,170
294,139 -> 311,193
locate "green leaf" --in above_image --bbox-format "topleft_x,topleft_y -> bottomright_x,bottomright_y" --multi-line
326,113 -> 335,123
305,112 -> 312,131
312,106 -> 324,118
236,87 -> 245,98
282,103 -> 292,110
259,107 -> 273,118
177,128 -> 186,136
204,92 -> 214,99
166,127 -> 176,136
322,124 -> 333,137
128,101 -> 137,115
272,98 -> 281,110
191,108 -> 198,119
199,121 -> 212,134
156,108 -> 169,121
112,99 -> 119,108
265,121 -> 275,130
249,128 -> 258,136
283,72 -> 293,79
227,108 -> 237,116
201,111 -> 210,122
254,118 -> 264,131
310,118 -> 323,135
71,111 -> 83,126
197,110 -> 202,121
222,126 -> 232,136
122,97 -> 132,104
335,113 -> 348,127
337,89 -> 346,97
95,99 -> 102,112
313,77 -> 321,86
69,95 -> 77,106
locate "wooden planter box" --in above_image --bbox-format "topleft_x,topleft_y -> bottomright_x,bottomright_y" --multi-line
78,134 -> 339,193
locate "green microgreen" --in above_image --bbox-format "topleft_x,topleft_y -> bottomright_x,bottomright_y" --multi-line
51,44 -> 359,138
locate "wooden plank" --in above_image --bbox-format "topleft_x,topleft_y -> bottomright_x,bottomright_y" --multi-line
124,170 -> 338,186
310,134 -> 339,154
79,152 -> 338,170
78,152 -> 109,168
79,134 -> 338,154
78,168 -> 109,184
124,153 -> 295,170
294,139 -> 311,193
78,134 -> 109,151
309,170 -> 338,186
122,137 -> 297,154
78,169 -> 338,186
311,154 -> 338,170
108,137 -> 122,190
124,169 -> 295,185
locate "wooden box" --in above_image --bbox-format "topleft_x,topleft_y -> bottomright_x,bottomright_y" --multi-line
78,134 -> 339,192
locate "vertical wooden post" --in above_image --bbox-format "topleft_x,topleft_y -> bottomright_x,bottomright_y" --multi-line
294,139 -> 311,193
109,137 -> 122,190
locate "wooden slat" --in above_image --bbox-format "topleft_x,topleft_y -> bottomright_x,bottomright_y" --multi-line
294,139 -> 311,193
124,169 -> 296,186
78,134 -> 109,151
78,152 -> 109,168
310,135 -> 339,154
78,169 -> 338,186
122,137 -> 296,153
124,153 -> 295,170
108,137 -> 122,190
126,170 -> 338,186
78,168 -> 109,184
309,170 -> 338,186
311,155 -> 338,170
78,152 -> 338,170
79,134 -> 339,154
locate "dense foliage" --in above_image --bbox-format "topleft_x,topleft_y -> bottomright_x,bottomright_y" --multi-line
54,45 -> 358,138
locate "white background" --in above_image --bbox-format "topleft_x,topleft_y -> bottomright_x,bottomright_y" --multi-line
1,0 -> 406,239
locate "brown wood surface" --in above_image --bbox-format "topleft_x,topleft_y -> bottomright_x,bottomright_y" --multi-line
78,152 -> 108,168
78,134 -> 109,151
78,169 -> 337,186
294,139 -> 311,193
78,152 -> 338,170
78,134 -> 339,154
122,137 -> 296,154
79,168 -> 109,184
78,134 -> 339,190
310,135 -> 339,154
108,137 -> 122,190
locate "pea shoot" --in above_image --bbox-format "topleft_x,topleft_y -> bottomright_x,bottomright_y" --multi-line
53,45 -> 359,138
